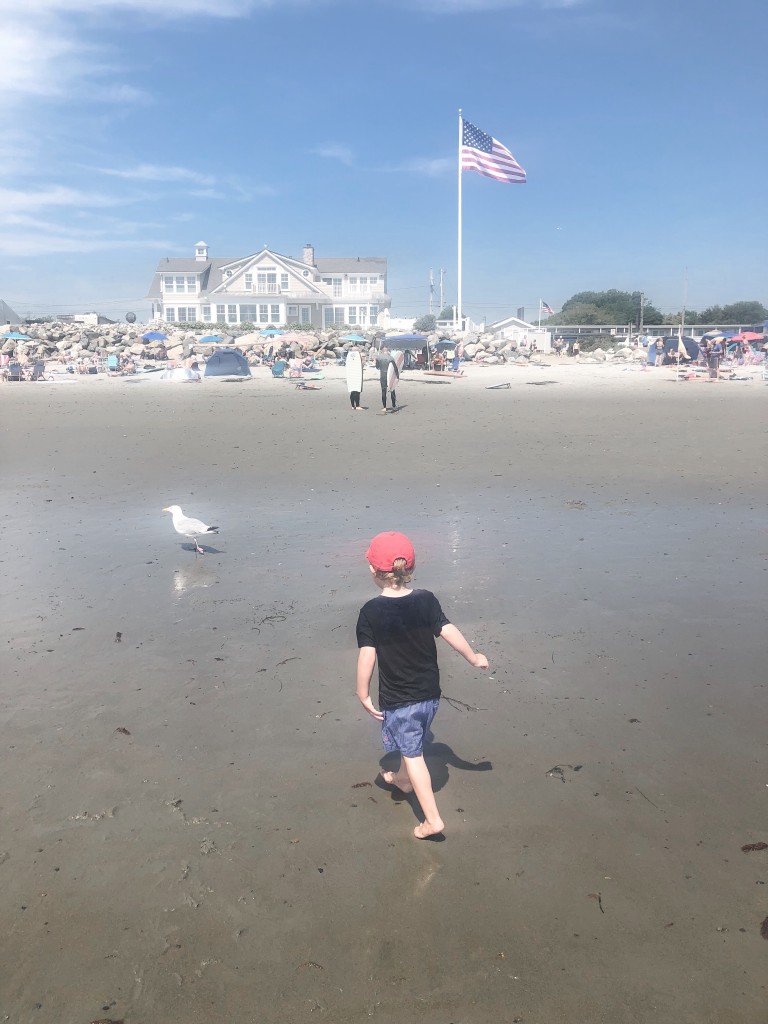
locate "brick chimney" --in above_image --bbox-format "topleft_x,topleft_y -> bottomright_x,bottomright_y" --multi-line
302,243 -> 315,266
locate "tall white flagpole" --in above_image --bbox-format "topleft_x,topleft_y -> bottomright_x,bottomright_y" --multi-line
537,300 -> 542,328
456,109 -> 463,330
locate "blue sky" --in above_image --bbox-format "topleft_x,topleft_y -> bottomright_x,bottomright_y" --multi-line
1,0 -> 765,324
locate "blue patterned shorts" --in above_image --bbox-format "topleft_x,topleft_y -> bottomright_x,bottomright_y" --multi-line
381,698 -> 440,758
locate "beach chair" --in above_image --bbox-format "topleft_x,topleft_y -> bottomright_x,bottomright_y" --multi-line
106,354 -> 120,374
4,362 -> 24,381
271,359 -> 287,378
27,361 -> 45,381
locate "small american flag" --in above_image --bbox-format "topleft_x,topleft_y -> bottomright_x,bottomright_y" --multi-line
542,301 -> 554,316
461,120 -> 526,184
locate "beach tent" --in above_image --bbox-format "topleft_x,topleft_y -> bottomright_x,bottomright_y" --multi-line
385,333 -> 428,344
203,348 -> 250,378
160,367 -> 200,383
662,336 -> 700,360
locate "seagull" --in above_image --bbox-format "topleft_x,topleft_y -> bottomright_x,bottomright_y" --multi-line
163,505 -> 219,554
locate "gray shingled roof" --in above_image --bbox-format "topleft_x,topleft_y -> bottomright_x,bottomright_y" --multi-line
315,257 -> 386,274
147,251 -> 387,300
0,298 -> 22,324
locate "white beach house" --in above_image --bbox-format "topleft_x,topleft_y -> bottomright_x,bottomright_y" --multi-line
147,242 -> 390,329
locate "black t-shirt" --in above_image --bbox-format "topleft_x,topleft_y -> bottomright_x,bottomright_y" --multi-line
356,589 -> 450,710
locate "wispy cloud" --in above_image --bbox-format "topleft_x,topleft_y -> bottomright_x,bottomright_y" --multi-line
97,164 -> 217,186
0,233 -> 172,257
0,185 -> 130,215
393,0 -> 582,9
312,144 -> 356,166
386,156 -> 455,177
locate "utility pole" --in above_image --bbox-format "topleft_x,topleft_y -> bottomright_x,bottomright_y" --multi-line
638,291 -> 645,335
439,269 -> 445,314
429,269 -> 434,315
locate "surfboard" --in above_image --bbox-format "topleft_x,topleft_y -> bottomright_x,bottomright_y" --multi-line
387,350 -> 404,392
346,349 -> 363,394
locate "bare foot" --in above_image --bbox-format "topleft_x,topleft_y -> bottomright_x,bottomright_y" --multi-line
414,820 -> 444,840
379,769 -> 413,793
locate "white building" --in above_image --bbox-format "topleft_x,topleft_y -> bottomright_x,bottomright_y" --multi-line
147,242 -> 390,329
486,315 -> 552,352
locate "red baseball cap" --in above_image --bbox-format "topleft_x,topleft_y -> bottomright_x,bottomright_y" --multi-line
366,531 -> 416,572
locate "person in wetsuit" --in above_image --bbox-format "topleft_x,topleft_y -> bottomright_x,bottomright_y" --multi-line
375,346 -> 398,413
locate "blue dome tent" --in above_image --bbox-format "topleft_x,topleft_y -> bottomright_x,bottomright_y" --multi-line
203,348 -> 251,379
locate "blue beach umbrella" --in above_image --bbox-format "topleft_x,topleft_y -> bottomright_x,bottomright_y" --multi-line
259,328 -> 284,336
0,331 -> 31,340
340,333 -> 367,343
142,331 -> 168,341
200,335 -> 225,343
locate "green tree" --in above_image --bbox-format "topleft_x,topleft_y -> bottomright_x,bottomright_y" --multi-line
699,300 -> 767,324
549,289 -> 664,326
413,314 -> 436,332
438,305 -> 455,321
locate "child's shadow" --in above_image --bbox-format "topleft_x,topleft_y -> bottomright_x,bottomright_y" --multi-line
376,730 -> 492,817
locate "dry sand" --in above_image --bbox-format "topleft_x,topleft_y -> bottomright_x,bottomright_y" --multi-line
1,362 -> 766,1024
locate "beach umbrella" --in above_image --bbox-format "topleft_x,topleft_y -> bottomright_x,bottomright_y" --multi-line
199,335 -> 225,343
142,331 -> 168,341
340,333 -> 367,343
0,331 -> 31,340
734,331 -> 763,342
259,328 -> 283,336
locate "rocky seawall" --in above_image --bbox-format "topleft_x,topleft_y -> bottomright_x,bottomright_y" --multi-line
2,323 -> 648,365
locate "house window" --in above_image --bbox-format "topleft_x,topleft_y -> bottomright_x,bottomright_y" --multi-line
369,276 -> 378,287
216,304 -> 226,322
280,273 -> 289,291
287,305 -> 298,318
186,276 -> 196,293
202,305 -> 211,322
323,307 -> 334,327
227,304 -> 237,323
333,278 -> 342,298
175,276 -> 185,293
163,275 -> 174,292
270,304 -> 280,323
334,307 -> 344,325
322,277 -> 332,286
165,308 -> 176,321
259,304 -> 269,323
240,305 -> 257,322
257,272 -> 277,294
358,306 -> 368,326
244,273 -> 253,290
300,306 -> 311,325
177,307 -> 195,321
348,306 -> 357,324
359,276 -> 367,289
369,305 -> 379,323
349,276 -> 358,295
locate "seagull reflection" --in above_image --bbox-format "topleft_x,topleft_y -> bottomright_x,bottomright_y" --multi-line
172,562 -> 218,594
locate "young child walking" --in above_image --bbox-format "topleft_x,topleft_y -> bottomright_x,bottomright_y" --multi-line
355,531 -> 489,839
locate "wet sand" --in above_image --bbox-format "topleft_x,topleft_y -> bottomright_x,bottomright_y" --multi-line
1,364 -> 766,1024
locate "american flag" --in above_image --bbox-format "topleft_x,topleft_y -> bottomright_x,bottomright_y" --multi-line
541,301 -> 554,315
461,120 -> 526,184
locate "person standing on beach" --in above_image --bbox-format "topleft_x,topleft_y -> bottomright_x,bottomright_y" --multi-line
348,346 -> 363,410
356,531 -> 489,839
375,345 -> 397,414
707,338 -> 723,379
